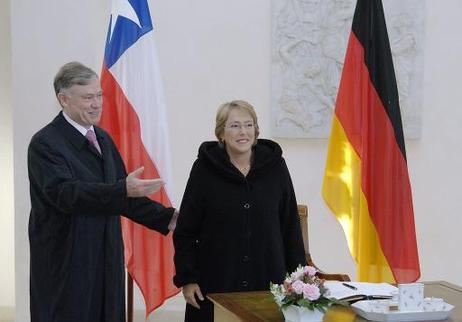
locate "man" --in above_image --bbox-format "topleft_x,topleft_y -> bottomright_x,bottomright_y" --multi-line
27,61 -> 178,322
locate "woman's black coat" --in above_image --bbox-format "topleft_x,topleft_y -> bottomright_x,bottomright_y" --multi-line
173,139 -> 306,321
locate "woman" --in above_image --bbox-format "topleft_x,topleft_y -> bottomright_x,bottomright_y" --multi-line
173,100 -> 306,322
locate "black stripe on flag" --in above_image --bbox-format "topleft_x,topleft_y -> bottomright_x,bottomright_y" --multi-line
351,0 -> 407,160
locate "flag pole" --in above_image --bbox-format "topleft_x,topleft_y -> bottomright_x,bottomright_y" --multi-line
127,274 -> 133,322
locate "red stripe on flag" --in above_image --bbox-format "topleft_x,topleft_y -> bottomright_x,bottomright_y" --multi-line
335,33 -> 419,282
99,65 -> 178,314
100,66 -> 169,205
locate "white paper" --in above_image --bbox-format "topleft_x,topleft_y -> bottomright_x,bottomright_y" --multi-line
324,281 -> 398,301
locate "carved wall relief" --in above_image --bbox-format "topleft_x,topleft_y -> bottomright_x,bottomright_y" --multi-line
271,0 -> 425,138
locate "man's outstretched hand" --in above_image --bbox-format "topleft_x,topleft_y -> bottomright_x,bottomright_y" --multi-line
126,167 -> 164,197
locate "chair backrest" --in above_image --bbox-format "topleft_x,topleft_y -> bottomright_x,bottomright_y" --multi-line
297,204 -> 310,256
297,204 -> 351,281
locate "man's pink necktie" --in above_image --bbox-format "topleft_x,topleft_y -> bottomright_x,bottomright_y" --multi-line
85,129 -> 101,154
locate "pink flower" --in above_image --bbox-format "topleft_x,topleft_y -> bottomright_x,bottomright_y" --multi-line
291,280 -> 305,295
303,283 -> 321,301
304,266 -> 317,277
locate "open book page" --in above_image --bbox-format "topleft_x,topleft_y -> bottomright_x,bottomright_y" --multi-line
324,281 -> 398,302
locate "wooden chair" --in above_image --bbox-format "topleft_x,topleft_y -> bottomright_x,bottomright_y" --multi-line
297,204 -> 351,281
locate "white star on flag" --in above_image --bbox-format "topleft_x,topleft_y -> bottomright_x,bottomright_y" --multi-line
109,0 -> 141,41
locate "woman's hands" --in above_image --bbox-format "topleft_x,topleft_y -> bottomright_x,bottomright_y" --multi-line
182,283 -> 204,309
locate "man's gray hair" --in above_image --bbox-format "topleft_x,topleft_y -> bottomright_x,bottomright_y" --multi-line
53,61 -> 98,95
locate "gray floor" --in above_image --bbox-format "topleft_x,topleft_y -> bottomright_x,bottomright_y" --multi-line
0,308 -> 184,322
0,292 -> 186,321
136,310 -> 184,322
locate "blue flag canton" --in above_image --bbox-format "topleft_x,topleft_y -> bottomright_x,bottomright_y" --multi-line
104,0 -> 154,68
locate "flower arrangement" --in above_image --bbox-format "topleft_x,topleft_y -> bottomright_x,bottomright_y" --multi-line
270,265 -> 333,312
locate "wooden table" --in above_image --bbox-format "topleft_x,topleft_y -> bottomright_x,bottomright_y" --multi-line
208,281 -> 462,321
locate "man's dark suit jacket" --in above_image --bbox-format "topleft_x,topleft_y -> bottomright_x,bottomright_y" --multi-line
27,112 -> 175,322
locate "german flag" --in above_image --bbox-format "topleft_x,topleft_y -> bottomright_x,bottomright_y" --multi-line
322,0 -> 420,283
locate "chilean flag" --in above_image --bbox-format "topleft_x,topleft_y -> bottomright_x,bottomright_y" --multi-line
99,0 -> 179,317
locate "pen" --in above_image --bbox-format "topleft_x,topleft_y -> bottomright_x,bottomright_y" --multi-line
342,283 -> 357,290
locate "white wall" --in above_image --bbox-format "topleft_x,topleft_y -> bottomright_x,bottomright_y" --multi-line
410,0 -> 462,281
0,0 -> 15,309
7,0 -> 462,321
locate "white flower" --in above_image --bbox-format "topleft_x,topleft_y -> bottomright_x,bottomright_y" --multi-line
270,284 -> 286,306
291,266 -> 306,280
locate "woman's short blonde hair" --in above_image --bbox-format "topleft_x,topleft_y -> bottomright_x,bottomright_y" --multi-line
215,100 -> 260,146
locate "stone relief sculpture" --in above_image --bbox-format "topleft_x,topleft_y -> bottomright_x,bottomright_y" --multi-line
389,13 -> 422,137
271,0 -> 424,138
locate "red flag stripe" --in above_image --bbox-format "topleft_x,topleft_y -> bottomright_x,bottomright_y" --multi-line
100,66 -> 171,206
